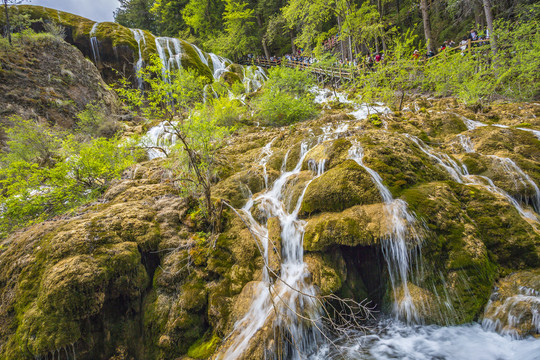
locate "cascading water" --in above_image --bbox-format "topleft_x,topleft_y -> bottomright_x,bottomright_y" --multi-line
348,142 -> 422,324
89,22 -> 101,64
143,122 -> 178,159
407,134 -> 540,224
192,44 -> 209,66
130,29 -> 146,89
218,125 -> 354,359
209,53 -> 228,79
482,286 -> 540,338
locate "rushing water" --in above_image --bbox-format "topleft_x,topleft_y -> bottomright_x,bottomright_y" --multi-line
313,320 -> 540,360
130,29 -> 146,89
348,142 -> 423,324
89,22 -> 100,64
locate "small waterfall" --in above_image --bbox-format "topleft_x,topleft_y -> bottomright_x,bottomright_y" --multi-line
143,122 -> 178,159
130,29 -> 146,89
488,155 -> 540,212
407,134 -> 540,224
348,142 -> 422,324
89,22 -> 101,64
220,127 -> 353,359
259,137 -> 276,189
457,134 -> 475,153
209,53 -> 228,79
155,37 -> 183,74
482,286 -> 540,338
192,44 -> 209,66
242,66 -> 268,93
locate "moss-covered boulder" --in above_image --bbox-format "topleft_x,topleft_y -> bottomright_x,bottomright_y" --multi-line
483,270 -> 540,337
303,204 -> 388,251
300,160 -> 382,215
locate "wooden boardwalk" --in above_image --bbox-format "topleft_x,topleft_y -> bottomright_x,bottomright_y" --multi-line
244,38 -> 492,83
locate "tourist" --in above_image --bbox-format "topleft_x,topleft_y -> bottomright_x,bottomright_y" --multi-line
412,49 -> 420,60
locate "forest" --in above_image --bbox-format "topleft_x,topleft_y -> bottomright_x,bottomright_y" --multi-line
114,0 -> 538,60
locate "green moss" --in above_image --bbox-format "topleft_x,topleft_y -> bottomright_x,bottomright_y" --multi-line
303,204 -> 382,251
222,71 -> 242,85
300,160 -> 381,215
180,40 -> 213,81
187,334 -> 221,359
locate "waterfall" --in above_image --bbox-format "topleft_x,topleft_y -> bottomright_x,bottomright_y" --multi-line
192,44 -> 209,66
482,286 -> 540,338
487,155 -> 540,212
242,66 -> 268,93
143,122 -> 178,159
209,53 -> 228,79
219,126 -> 352,359
130,29 -> 146,89
89,22 -> 101,64
457,134 -> 475,153
155,37 -> 182,74
407,134 -> 540,224
348,142 -> 422,324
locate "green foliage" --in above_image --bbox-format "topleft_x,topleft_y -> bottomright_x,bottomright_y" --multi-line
42,21 -> 66,39
205,0 -> 257,59
114,0 -> 158,34
75,102 -> 121,139
2,117 -> 61,167
253,66 -> 317,127
115,55 -> 209,119
0,117 -> 138,237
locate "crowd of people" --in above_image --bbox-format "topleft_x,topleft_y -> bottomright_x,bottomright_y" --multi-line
244,26 -> 492,69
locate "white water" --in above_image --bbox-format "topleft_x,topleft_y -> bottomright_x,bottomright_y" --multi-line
314,320 -> 540,360
209,53 -> 228,79
407,134 -> 540,223
89,22 -> 100,64
192,44 -> 209,66
483,285 -> 540,338
219,126 -> 357,359
348,142 -> 422,324
130,29 -> 146,89
142,122 -> 178,159
242,65 -> 268,93
457,134 -> 475,153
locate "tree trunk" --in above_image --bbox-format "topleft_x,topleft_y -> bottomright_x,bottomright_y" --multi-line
337,16 -> 345,62
419,0 -> 434,53
396,0 -> 401,28
482,0 -> 497,55
4,0 -> 11,45
256,15 -> 270,59
290,29 -> 296,54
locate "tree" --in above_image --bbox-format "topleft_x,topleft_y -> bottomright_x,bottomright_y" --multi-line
419,0 -> 434,53
482,0 -> 497,54
114,0 -> 158,34
115,56 -> 234,230
2,0 -> 23,45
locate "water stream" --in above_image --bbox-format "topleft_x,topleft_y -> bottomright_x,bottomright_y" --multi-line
89,22 -> 100,64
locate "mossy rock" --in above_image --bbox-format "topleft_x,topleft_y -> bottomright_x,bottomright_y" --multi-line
360,132 -> 451,195
402,181 -> 539,322
300,160 -> 382,215
38,255 -> 106,319
221,71 -> 242,86
304,253 -> 344,295
303,204 -> 388,251
483,270 -> 540,337
301,138 -> 352,171
187,334 -> 221,359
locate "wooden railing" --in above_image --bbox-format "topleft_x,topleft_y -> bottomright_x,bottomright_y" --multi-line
243,38 -> 493,81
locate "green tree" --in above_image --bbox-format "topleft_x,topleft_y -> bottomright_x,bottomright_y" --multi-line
253,66 -> 317,126
116,56 -> 235,230
114,0 -> 158,34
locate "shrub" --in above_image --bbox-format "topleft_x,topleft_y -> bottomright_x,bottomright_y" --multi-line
254,90 -> 317,127
253,66 -> 317,127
